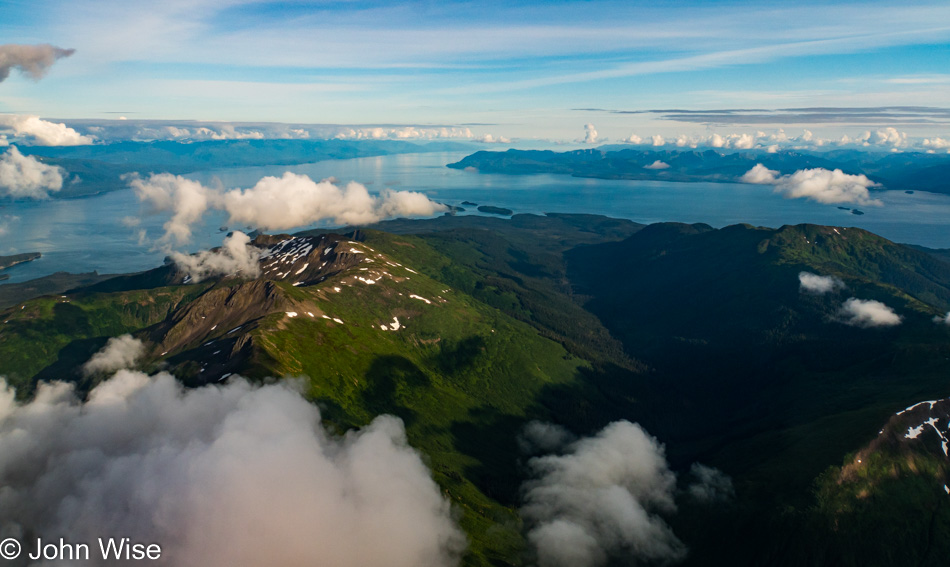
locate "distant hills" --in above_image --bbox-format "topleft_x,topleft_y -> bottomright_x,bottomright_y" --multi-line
2,213 -> 949,566
449,147 -> 950,195
9,139 -> 473,198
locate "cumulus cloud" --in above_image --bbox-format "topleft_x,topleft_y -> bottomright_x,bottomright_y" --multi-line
127,173 -> 214,244
521,420 -> 685,567
578,123 -> 599,144
741,164 -> 882,206
0,44 -> 74,83
740,163 -> 778,184
518,421 -> 577,455
82,334 -> 146,376
0,146 -> 64,199
131,172 -> 447,244
837,297 -> 902,328
685,464 -> 734,504
933,312 -> 950,326
0,115 -> 95,146
0,370 -> 465,567
622,133 -> 643,144
643,160 -> 670,170
475,134 -> 512,143
171,231 -> 262,283
799,272 -> 846,295
651,135 -> 665,147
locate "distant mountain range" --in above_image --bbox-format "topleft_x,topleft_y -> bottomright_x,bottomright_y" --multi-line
448,147 -> 950,195
10,139 -> 473,198
2,214 -> 949,566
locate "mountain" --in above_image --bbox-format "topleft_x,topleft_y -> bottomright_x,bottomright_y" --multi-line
8,139 -> 473,199
448,148 -> 950,195
2,214 -> 950,566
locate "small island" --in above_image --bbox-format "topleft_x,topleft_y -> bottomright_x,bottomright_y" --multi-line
477,205 -> 514,216
0,252 -> 42,271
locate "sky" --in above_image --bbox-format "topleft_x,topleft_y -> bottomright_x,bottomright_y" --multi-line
1,0 -> 949,144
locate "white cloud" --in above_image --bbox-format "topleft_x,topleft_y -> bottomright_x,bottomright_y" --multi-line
171,231 -> 262,283
923,137 -> 950,151
862,127 -> 907,148
933,312 -> 950,326
798,271 -> 845,295
686,464 -> 734,504
0,146 -> 65,199
578,123 -> 598,144
0,371 -> 465,567
651,135 -> 665,146
741,164 -> 882,206
622,133 -> 643,144
82,334 -> 146,376
131,172 -> 448,244
0,44 -> 74,82
740,163 -> 778,184
128,173 -> 214,245
643,160 -> 670,170
521,420 -> 685,567
837,297 -> 902,328
475,134 -> 512,143
0,115 -> 95,146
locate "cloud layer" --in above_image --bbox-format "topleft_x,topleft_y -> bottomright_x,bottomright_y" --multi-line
837,297 -> 902,328
0,115 -> 95,146
521,420 -> 685,567
0,146 -> 64,199
798,272 -> 846,295
171,231 -> 262,282
0,44 -> 74,83
0,371 -> 465,567
741,164 -> 882,206
130,172 -> 447,244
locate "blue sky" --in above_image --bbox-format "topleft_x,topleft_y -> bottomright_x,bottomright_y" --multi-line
1,0 -> 949,143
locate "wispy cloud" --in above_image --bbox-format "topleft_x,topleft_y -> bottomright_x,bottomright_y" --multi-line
0,44 -> 74,82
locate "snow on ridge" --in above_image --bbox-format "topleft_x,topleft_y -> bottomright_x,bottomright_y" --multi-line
409,294 -> 432,305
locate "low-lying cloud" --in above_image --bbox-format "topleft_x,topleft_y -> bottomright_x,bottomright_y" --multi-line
933,312 -> 950,326
741,164 -> 882,206
130,172 -> 447,244
643,160 -> 670,170
518,421 -> 577,455
171,232 -> 262,283
0,146 -> 64,199
685,464 -> 734,504
0,115 -> 95,146
837,297 -> 902,328
82,334 -> 146,376
0,44 -> 74,83
521,420 -> 686,567
0,370 -> 465,567
799,271 -> 846,294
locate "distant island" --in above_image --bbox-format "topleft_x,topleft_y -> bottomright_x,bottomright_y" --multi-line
0,252 -> 41,271
477,205 -> 513,216
448,147 -> 950,195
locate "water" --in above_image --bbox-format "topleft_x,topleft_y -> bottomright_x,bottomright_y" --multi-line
3,151 -> 950,284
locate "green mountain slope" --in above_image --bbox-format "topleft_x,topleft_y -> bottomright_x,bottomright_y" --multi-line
3,214 -> 950,566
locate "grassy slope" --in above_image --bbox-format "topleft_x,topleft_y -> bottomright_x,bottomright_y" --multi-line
0,284 -> 209,394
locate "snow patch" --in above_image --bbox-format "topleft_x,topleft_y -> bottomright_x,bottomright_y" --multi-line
409,294 -> 432,305
286,312 -> 298,318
